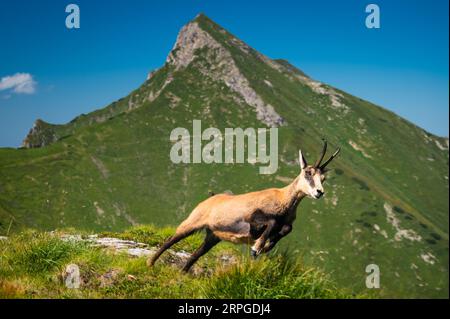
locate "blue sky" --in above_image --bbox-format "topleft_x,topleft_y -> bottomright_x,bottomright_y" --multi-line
0,0 -> 448,147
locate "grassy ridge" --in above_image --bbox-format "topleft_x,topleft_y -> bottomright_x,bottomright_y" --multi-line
0,226 -> 352,299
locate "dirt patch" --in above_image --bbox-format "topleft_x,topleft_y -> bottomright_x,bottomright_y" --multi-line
90,156 -> 109,179
349,140 -> 372,159
384,203 -> 422,242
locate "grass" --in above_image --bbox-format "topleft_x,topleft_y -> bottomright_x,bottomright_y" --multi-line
0,226 -> 352,299
204,252 -> 351,299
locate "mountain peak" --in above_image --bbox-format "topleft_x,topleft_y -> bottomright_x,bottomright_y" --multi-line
165,14 -> 285,127
193,12 -> 208,21
192,13 -> 220,28
165,17 -> 211,68
165,13 -> 228,68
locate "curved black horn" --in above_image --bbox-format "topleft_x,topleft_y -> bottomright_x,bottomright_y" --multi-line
320,147 -> 341,170
314,139 -> 328,168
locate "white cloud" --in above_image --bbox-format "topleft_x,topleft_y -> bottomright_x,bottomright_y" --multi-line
0,73 -> 37,94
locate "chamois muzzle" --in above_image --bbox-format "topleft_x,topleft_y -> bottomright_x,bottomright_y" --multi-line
315,190 -> 324,199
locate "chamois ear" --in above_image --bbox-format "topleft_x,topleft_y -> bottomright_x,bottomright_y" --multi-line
299,149 -> 307,170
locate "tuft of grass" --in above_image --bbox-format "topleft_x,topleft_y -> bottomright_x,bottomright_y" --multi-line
204,251 -> 351,299
1,230 -> 86,276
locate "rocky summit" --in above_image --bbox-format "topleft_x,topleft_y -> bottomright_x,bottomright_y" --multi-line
0,14 -> 448,298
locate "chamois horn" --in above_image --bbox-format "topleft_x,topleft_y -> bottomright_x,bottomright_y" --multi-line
320,147 -> 341,170
314,139 -> 328,168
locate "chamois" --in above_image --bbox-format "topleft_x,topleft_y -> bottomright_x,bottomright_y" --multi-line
148,140 -> 340,272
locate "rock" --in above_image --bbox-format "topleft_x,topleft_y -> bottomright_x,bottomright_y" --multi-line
173,250 -> 191,260
0,236 -> 7,241
56,233 -> 238,272
90,237 -> 148,249
99,269 -> 121,288
60,234 -> 83,242
163,249 -> 191,266
127,247 -> 157,258
146,68 -> 159,81
127,274 -> 137,281
21,119 -> 58,148
63,264 -> 81,289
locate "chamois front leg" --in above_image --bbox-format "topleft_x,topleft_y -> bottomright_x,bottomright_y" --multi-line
262,224 -> 292,253
251,219 -> 277,258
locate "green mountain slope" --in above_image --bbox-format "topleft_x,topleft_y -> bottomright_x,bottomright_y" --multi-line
0,14 -> 448,298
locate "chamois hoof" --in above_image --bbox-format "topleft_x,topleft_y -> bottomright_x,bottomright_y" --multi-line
181,265 -> 192,273
146,257 -> 155,267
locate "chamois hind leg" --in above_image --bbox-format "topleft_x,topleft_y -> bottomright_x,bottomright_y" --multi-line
148,226 -> 200,267
182,229 -> 220,273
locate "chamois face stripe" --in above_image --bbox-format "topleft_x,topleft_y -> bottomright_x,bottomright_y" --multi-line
303,168 -> 316,188
306,175 -> 315,187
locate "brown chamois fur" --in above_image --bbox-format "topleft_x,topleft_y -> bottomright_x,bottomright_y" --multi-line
148,140 -> 340,272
